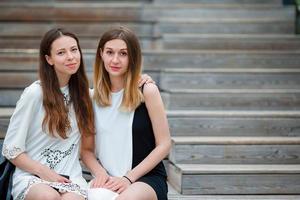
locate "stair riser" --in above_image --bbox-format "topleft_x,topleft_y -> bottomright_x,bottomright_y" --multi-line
163,38 -> 300,50
154,0 -> 282,4
168,117 -> 300,137
0,71 -> 159,106
2,115 -> 300,138
0,118 -> 8,139
144,7 -> 294,21
0,22 -> 155,38
169,144 -> 300,164
0,6 -> 143,22
159,22 -> 294,34
0,38 -> 158,50
160,73 -> 300,90
0,6 -> 293,22
181,174 -> 300,195
1,51 -> 300,71
162,93 -> 300,111
143,53 -> 300,69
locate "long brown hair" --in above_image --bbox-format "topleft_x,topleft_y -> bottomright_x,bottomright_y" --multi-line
93,26 -> 143,111
39,28 -> 94,138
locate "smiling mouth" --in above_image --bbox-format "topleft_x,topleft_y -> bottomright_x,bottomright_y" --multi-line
66,63 -> 77,68
110,66 -> 120,71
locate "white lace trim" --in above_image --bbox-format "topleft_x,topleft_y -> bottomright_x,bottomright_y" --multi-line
2,144 -> 23,159
16,177 -> 87,200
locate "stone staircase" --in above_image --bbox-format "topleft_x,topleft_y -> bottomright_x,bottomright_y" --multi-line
1,0 -> 300,199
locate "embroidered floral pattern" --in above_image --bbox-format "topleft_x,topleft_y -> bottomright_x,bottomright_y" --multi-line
63,92 -> 71,106
16,177 -> 87,200
41,144 -> 75,169
2,144 -> 22,159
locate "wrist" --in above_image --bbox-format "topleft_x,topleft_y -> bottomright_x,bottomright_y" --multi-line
123,175 -> 133,184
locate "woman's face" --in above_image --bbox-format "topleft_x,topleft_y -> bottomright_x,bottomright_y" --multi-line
46,35 -> 81,85
101,39 -> 129,79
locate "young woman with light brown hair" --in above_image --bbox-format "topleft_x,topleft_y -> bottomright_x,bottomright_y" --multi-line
81,26 -> 171,200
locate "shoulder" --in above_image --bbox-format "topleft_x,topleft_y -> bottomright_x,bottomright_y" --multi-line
142,83 -> 160,101
20,81 -> 43,102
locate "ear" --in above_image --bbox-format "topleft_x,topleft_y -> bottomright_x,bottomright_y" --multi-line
45,55 -> 54,66
100,48 -> 103,58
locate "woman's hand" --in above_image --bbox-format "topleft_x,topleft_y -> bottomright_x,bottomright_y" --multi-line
90,170 -> 110,188
103,176 -> 131,194
37,165 -> 71,183
139,74 -> 155,87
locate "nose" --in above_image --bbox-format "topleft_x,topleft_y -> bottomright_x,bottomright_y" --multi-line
112,54 -> 119,63
66,51 -> 74,60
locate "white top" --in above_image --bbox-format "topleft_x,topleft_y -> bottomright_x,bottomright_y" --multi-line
2,81 -> 87,200
93,89 -> 134,177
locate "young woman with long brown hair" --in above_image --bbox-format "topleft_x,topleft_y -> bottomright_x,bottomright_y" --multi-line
2,28 -> 94,200
81,26 -> 171,200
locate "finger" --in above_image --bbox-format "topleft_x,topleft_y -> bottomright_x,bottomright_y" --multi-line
117,187 -> 124,194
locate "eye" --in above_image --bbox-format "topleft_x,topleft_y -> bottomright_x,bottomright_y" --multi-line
120,52 -> 127,56
106,50 -> 113,55
57,51 -> 65,56
71,48 -> 78,52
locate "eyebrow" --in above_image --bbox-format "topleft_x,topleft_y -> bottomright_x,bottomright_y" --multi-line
105,47 -> 127,51
56,45 -> 78,51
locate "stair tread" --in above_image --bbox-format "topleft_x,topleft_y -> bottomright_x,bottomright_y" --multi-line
162,89 -> 300,94
173,163 -> 300,174
2,108 -> 300,118
167,110 -> 300,117
163,33 -> 300,38
171,136 -> 300,144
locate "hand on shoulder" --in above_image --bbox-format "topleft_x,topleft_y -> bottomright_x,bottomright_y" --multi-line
142,83 -> 159,97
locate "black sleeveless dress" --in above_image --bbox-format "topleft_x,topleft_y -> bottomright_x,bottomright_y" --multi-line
132,101 -> 168,200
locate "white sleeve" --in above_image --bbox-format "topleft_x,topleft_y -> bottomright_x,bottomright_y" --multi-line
2,83 -> 41,160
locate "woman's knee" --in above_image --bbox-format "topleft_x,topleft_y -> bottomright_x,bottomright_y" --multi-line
61,192 -> 85,200
116,182 -> 157,200
25,184 -> 61,200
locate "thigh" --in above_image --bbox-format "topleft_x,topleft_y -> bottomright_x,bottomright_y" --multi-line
61,192 -> 85,200
117,182 -> 157,200
25,183 -> 60,200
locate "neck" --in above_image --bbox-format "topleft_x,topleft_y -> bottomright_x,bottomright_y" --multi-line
57,74 -> 71,88
110,76 -> 125,92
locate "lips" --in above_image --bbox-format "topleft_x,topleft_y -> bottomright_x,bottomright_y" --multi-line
110,66 -> 121,71
65,63 -> 77,69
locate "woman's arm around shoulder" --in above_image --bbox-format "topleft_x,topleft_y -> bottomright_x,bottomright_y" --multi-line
125,83 -> 171,182
143,83 -> 171,156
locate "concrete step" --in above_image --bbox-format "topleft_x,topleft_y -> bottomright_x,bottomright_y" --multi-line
0,2 -> 146,22
160,68 -> 300,90
158,18 -> 294,34
167,110 -> 300,137
162,34 -> 300,50
161,90 -> 300,111
0,22 -> 155,37
2,108 -> 300,138
167,163 -> 300,195
1,49 -> 300,71
0,22 -> 157,49
0,37 -> 158,50
0,3 -> 294,22
153,0 -> 282,5
144,5 -> 295,21
169,136 -> 300,164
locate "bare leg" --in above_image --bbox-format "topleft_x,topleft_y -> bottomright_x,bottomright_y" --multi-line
116,182 -> 157,200
25,183 -> 61,200
61,192 -> 85,200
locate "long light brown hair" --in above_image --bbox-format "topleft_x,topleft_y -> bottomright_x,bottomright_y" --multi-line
39,28 -> 94,138
93,26 -> 143,111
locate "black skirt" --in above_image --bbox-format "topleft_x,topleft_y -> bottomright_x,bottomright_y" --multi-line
137,174 -> 168,200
